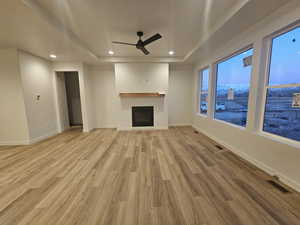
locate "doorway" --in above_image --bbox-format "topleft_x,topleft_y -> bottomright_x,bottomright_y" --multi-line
56,71 -> 83,131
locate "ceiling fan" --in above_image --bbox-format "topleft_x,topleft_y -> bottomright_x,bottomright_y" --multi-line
112,31 -> 162,55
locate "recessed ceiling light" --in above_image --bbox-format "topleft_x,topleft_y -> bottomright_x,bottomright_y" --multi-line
169,51 -> 175,55
108,50 -> 114,55
49,54 -> 57,59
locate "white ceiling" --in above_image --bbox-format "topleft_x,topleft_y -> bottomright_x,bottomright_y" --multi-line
0,0 -> 293,64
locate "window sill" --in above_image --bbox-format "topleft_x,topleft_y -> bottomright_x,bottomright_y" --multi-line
196,113 -> 208,118
257,131 -> 300,149
213,118 -> 246,130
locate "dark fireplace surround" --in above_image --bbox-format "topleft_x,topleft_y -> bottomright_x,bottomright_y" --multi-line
132,106 -> 154,127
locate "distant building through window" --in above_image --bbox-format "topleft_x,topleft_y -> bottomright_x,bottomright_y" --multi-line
214,48 -> 253,127
199,68 -> 210,115
263,26 -> 300,142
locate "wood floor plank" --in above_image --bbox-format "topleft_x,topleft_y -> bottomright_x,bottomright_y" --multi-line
0,127 -> 299,225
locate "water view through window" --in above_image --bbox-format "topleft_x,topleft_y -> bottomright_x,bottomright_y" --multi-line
199,68 -> 210,114
263,26 -> 300,142
215,49 -> 253,126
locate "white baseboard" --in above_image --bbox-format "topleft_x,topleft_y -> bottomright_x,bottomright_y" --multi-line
95,126 -> 117,129
168,123 -> 192,127
83,129 -> 91,133
192,125 -> 300,193
0,140 -> 29,146
117,126 -> 169,131
28,130 -> 58,145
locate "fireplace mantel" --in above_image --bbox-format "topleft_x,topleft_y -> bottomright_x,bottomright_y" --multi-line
119,92 -> 165,97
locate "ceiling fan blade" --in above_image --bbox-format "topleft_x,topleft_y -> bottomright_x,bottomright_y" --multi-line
112,41 -> 136,46
140,47 -> 150,55
142,33 -> 162,46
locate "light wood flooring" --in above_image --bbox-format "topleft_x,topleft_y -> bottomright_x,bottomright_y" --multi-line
0,126 -> 300,225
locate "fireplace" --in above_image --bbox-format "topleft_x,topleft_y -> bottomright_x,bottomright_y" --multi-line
132,106 -> 154,127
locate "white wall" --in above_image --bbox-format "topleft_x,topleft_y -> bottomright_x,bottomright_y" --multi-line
90,66 -> 118,128
115,63 -> 169,130
192,1 -> 300,191
0,49 -> 29,145
83,64 -> 95,130
115,63 -> 169,93
88,64 -> 193,128
169,65 -> 193,126
19,51 -> 57,143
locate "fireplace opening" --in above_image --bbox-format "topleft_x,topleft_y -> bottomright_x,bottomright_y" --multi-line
132,106 -> 154,127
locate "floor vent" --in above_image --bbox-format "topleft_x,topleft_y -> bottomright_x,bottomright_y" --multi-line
267,180 -> 290,193
215,145 -> 223,150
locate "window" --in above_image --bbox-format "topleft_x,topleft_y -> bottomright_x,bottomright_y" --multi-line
214,48 -> 253,127
263,26 -> 300,142
199,68 -> 210,115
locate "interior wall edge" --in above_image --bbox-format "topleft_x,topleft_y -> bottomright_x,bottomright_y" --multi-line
18,50 -> 57,140
0,48 -> 30,144
16,50 -> 31,140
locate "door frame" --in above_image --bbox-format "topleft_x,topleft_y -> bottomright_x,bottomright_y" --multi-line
52,63 -> 91,133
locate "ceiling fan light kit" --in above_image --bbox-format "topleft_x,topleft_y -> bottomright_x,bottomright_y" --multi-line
112,31 -> 162,55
